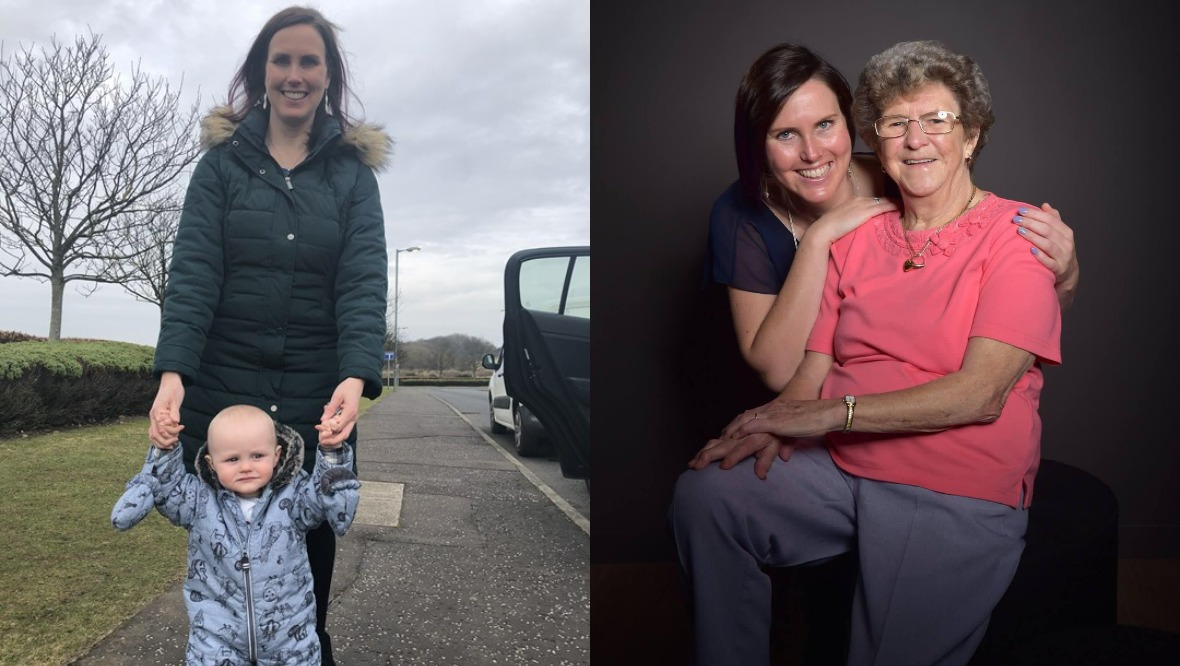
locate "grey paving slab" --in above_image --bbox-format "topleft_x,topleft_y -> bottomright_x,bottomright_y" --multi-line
354,481 -> 405,528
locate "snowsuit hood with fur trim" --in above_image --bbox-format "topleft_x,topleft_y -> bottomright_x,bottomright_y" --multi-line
111,424 -> 360,665
153,106 -> 389,472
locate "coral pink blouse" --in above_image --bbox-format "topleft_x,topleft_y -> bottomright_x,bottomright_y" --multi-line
806,194 -> 1061,508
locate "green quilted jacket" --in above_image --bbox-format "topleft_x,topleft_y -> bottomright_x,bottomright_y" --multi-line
154,106 -> 390,470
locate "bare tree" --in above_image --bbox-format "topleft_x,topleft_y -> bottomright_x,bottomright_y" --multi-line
384,286 -> 407,362
425,336 -> 458,378
101,202 -> 182,311
0,33 -> 200,339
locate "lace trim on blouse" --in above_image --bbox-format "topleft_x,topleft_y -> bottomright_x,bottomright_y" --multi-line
875,192 -> 1000,260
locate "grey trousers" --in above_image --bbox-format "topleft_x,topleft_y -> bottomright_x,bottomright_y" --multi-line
669,446 -> 1028,666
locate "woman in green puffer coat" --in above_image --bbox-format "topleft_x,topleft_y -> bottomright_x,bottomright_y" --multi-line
148,7 -> 389,664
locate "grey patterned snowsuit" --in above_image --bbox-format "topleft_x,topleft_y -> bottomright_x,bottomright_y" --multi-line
111,423 -> 359,665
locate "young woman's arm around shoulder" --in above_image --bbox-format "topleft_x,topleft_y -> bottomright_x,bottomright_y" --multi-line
732,195 -> 893,391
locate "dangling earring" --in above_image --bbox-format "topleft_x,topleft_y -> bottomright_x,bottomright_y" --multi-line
260,94 -> 268,110
324,89 -> 332,116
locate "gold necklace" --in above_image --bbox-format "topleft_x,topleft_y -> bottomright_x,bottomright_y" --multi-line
901,185 -> 977,272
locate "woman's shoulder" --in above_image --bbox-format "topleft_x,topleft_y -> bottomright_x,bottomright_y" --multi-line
198,106 -> 241,151
709,180 -> 769,230
710,179 -> 749,213
340,122 -> 393,172
959,193 -> 1034,252
973,193 -> 1029,228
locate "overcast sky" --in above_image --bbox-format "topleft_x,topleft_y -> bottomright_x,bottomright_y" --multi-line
0,0 -> 589,347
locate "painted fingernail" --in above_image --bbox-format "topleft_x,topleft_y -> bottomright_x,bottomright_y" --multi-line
1018,207 -> 1028,215
1012,216 -> 1023,223
1030,247 -> 1039,255
1018,227 -> 1027,235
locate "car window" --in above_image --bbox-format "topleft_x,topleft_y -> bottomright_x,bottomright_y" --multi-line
565,256 -> 590,319
519,255 -> 590,319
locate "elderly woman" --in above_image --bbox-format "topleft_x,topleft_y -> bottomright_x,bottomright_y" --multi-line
671,40 -> 1062,666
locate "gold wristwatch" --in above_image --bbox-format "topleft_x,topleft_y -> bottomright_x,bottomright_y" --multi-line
842,395 -> 856,433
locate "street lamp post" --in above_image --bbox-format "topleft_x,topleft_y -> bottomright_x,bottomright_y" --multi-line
392,246 -> 420,388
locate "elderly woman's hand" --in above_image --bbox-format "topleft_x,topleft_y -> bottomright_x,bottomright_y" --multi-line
721,397 -> 844,440
1013,202 -> 1078,310
688,432 -> 794,480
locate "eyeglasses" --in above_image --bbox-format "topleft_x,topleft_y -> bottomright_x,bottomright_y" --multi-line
873,110 -> 960,138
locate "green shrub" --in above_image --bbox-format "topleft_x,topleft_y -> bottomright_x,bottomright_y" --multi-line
0,341 -> 156,439
396,377 -> 488,387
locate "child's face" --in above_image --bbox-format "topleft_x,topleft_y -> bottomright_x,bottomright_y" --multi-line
205,419 -> 281,498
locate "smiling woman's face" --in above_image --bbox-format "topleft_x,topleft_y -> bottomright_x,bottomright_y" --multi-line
265,24 -> 330,132
764,77 -> 854,209
876,82 -> 978,201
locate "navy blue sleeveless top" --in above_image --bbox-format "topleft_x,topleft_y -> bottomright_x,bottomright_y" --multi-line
703,180 -> 797,294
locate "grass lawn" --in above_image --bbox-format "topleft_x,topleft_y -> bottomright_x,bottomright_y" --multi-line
0,390 -> 387,666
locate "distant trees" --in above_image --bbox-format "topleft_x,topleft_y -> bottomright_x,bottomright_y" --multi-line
0,33 -> 200,339
400,333 -> 497,376
453,334 -> 496,376
424,335 -> 457,378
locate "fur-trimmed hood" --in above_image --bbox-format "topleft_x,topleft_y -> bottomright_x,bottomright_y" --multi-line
199,105 -> 392,172
195,421 -> 305,492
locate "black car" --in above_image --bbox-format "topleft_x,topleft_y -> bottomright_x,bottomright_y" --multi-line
499,246 -> 590,483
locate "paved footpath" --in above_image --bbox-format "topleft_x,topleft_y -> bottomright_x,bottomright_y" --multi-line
72,388 -> 589,665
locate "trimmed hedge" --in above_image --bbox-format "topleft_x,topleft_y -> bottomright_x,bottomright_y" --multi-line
0,341 -> 156,439
396,377 -> 489,388
0,333 -> 493,437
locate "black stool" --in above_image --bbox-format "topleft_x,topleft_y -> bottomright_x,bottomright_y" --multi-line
1001,625 -> 1180,665
972,459 -> 1119,664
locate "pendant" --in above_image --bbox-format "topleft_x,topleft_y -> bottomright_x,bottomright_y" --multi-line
903,258 -> 925,272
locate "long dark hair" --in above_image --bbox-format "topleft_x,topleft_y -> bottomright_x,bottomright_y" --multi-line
733,44 -> 853,204
225,6 -> 355,131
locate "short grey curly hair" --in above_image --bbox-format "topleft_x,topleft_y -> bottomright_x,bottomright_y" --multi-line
852,40 -> 994,168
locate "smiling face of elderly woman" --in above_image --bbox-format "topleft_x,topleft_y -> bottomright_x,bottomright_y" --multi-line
874,83 -> 978,206
852,41 -> 996,222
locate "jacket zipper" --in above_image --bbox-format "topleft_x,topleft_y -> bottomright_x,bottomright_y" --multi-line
241,491 -> 277,661
229,495 -> 265,662
240,549 -> 258,660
